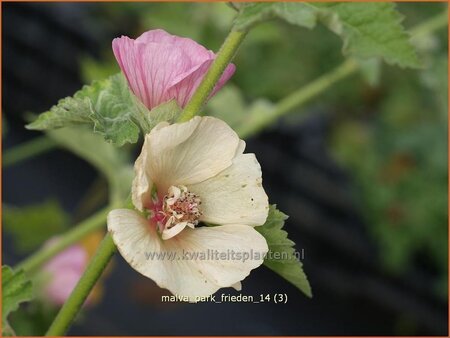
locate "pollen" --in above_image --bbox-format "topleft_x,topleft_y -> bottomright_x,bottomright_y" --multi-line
163,185 -> 202,230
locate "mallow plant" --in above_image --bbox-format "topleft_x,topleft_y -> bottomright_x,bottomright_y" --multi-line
2,2 -> 446,336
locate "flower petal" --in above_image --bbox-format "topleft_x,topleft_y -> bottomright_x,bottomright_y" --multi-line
107,209 -> 267,300
231,282 -> 242,291
161,221 -> 189,240
189,153 -> 269,226
135,29 -> 212,65
114,29 -> 234,110
113,36 -> 194,109
112,36 -> 151,108
44,269 -> 84,305
175,225 -> 268,288
139,42 -> 193,108
210,63 -> 236,98
168,60 -> 236,107
131,146 -> 153,212
143,116 -> 240,192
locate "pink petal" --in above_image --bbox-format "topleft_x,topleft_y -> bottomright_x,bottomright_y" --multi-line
44,269 -> 84,305
43,243 -> 88,305
136,29 -> 212,65
210,63 -> 236,97
168,61 -> 236,107
112,29 -> 235,109
44,244 -> 86,273
139,42 -> 194,108
167,59 -> 213,107
113,36 -> 152,108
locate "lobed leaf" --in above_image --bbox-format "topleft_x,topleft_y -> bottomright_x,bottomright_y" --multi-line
2,266 -> 33,336
3,200 -> 69,253
234,3 -> 317,30
315,2 -> 420,68
256,205 -> 312,297
27,73 -> 182,146
88,74 -> 142,146
235,2 -> 420,68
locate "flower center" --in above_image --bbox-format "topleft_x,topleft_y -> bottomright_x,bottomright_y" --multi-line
150,185 -> 202,233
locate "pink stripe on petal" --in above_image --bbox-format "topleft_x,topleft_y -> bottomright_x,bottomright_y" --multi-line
113,37 -> 151,107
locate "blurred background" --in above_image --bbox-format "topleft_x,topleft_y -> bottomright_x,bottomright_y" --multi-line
2,2 -> 448,336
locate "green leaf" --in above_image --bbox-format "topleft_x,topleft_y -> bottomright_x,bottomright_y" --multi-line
146,99 -> 182,130
2,266 -> 33,336
3,200 -> 69,253
27,73 -> 183,146
26,74 -> 143,146
88,74 -> 143,146
315,2 -> 420,68
234,3 -> 317,31
7,301 -> 58,336
25,95 -> 92,130
256,205 -> 312,297
235,2 -> 419,68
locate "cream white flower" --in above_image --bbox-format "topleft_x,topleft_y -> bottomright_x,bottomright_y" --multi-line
107,116 -> 269,300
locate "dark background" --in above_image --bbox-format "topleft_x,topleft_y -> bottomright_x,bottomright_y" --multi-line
2,2 -> 448,336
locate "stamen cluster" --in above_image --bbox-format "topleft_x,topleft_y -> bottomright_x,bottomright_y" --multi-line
163,185 -> 202,230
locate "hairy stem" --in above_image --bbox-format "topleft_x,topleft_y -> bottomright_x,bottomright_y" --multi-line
46,234 -> 116,336
238,59 -> 358,138
3,136 -> 57,168
15,206 -> 110,273
178,29 -> 248,122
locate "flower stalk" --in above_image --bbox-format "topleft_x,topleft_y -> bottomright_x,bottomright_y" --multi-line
179,29 -> 248,122
237,59 -> 358,138
3,136 -> 57,168
15,206 -> 110,273
45,234 -> 116,336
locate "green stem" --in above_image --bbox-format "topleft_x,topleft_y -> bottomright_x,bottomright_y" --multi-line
238,59 -> 358,138
237,9 -> 448,139
410,8 -> 448,38
178,29 -> 248,122
3,136 -> 57,168
46,233 -> 116,336
15,206 -> 110,273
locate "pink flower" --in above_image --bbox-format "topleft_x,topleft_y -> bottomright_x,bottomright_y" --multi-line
112,29 -> 235,110
42,243 -> 87,306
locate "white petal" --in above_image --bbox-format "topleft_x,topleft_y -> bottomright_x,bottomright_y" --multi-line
107,209 -> 267,301
131,148 -> 153,212
177,225 -> 268,288
161,221 -> 188,240
189,154 -> 269,226
235,140 -> 246,157
143,116 -> 240,191
231,281 -> 242,291
107,209 -> 220,300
